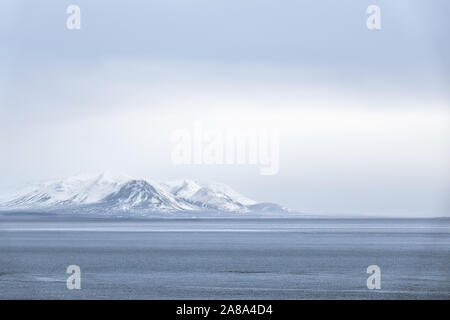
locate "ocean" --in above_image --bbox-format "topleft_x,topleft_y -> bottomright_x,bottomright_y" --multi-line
0,215 -> 449,299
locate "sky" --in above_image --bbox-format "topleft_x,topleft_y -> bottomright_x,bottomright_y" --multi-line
0,0 -> 449,217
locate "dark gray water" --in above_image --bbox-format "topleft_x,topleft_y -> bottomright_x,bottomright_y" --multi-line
0,216 -> 449,299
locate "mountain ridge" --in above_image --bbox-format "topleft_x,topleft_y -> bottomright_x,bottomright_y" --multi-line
0,173 -> 290,216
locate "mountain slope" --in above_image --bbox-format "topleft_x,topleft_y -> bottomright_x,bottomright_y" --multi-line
0,173 -> 129,209
96,179 -> 196,212
0,173 -> 290,216
160,179 -> 257,212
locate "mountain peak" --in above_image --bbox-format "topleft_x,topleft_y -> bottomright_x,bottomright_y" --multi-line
0,174 -> 289,216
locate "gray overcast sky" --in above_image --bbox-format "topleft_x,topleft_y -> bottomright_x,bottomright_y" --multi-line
0,0 -> 449,216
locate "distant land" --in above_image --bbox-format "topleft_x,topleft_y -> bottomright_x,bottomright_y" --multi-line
0,173 -> 291,217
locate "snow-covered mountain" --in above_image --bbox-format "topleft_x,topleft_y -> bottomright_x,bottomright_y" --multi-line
0,173 -> 290,216
160,179 -> 257,212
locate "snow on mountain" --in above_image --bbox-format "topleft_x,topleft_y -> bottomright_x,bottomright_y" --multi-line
96,179 -> 196,212
160,179 -> 203,199
0,173 -> 290,216
187,187 -> 248,212
159,179 -> 257,212
0,173 -> 130,209
200,182 -> 257,206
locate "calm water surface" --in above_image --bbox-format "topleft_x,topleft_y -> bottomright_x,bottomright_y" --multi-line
0,216 -> 449,299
